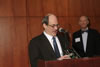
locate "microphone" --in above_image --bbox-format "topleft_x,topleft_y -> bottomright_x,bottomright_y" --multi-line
59,28 -> 67,33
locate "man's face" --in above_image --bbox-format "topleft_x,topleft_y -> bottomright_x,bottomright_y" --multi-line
43,15 -> 59,36
79,16 -> 89,29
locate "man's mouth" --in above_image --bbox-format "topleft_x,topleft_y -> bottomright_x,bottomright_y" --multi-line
53,30 -> 57,33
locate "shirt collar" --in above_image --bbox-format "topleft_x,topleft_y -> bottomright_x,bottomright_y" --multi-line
43,31 -> 53,40
81,27 -> 88,31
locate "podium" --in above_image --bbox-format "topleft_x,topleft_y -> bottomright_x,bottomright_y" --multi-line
37,57 -> 100,67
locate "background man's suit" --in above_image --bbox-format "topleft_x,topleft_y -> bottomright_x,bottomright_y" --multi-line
29,33 -> 67,67
72,28 -> 100,57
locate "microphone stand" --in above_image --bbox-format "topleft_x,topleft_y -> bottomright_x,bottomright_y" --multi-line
63,32 -> 81,58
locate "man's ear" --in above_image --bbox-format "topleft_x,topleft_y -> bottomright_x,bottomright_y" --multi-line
87,21 -> 89,24
43,23 -> 47,29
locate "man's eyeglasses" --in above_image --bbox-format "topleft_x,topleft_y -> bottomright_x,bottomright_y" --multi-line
48,24 -> 60,28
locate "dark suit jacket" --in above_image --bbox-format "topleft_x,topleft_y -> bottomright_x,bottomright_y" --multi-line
29,33 -> 67,67
72,28 -> 100,57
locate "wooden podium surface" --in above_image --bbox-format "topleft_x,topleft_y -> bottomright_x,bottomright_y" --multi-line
37,57 -> 100,67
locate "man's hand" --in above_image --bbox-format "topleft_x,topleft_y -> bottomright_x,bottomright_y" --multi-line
57,55 -> 71,60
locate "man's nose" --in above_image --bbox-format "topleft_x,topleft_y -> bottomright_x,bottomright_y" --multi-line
54,26 -> 58,30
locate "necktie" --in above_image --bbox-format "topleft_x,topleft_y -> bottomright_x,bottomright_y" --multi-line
52,37 -> 60,58
81,30 -> 88,33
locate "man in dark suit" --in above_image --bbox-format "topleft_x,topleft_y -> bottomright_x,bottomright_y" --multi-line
72,16 -> 100,57
29,14 -> 70,67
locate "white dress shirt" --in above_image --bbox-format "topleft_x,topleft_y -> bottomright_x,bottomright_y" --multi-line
82,28 -> 88,52
43,31 -> 63,56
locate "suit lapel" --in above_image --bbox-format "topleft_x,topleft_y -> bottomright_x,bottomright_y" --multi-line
79,30 -> 85,53
40,33 -> 56,57
85,29 -> 91,53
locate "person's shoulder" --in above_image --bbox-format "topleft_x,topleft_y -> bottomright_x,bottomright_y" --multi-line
31,33 -> 44,41
29,33 -> 44,46
89,28 -> 100,36
89,28 -> 99,33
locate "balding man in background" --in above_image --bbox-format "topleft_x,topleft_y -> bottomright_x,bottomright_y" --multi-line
72,16 -> 100,58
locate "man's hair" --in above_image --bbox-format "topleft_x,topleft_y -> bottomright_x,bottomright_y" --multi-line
42,15 -> 49,25
85,16 -> 90,22
80,16 -> 90,22
85,16 -> 90,26
42,14 -> 55,25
